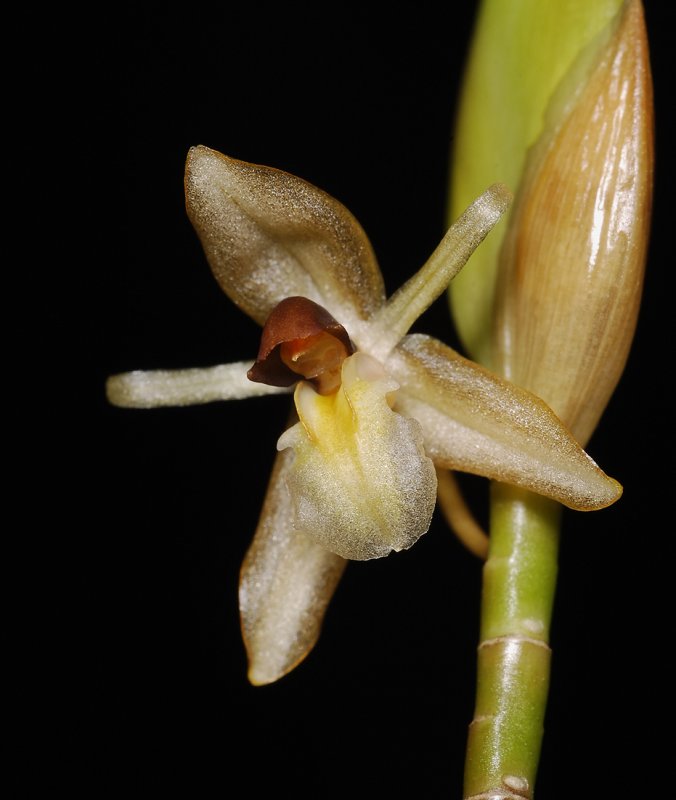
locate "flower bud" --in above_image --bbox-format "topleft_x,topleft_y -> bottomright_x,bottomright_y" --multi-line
492,0 -> 653,445
449,1 -> 652,445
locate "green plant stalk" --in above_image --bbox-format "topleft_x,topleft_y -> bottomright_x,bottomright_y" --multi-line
455,3 -> 650,796
464,482 -> 561,798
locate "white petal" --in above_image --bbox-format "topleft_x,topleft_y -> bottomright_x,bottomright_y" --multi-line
106,362 -> 289,408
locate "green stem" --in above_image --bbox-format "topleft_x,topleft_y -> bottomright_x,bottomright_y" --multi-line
463,482 -> 561,799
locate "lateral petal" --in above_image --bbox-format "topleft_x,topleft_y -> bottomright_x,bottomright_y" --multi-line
388,334 -> 621,511
239,447 -> 346,686
185,146 -> 385,332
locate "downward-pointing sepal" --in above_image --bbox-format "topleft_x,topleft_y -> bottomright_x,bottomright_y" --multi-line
239,448 -> 347,686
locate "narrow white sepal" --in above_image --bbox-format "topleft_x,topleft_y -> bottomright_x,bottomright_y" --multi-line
106,362 -> 290,408
362,184 -> 512,361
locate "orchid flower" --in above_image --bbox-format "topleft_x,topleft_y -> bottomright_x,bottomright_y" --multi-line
107,145 -> 620,685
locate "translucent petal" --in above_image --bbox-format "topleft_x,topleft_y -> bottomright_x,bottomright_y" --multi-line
364,183 -> 511,361
239,447 -> 346,686
277,352 -> 437,560
185,146 -> 385,332
388,335 -> 621,511
106,362 -> 289,408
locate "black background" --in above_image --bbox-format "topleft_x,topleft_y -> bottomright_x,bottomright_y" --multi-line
56,3 -> 671,797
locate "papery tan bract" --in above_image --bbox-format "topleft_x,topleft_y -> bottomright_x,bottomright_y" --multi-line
493,0 -> 653,446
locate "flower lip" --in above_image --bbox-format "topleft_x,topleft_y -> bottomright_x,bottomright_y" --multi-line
247,296 -> 354,395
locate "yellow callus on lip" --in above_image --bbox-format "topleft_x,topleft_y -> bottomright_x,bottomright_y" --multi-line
277,352 -> 437,560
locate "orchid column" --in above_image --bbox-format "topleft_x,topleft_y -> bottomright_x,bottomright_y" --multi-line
449,1 -> 653,796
